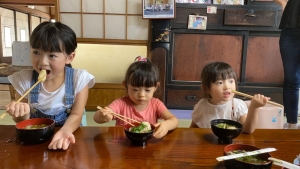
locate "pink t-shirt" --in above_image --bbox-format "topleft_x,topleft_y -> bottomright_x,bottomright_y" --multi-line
109,96 -> 166,126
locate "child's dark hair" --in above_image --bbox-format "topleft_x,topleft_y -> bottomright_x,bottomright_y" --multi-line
124,57 -> 159,88
201,62 -> 237,91
30,21 -> 77,67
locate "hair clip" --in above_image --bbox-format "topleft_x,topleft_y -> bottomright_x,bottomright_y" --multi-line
135,56 -> 147,62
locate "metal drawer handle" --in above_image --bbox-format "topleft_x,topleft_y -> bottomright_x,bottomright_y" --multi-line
186,95 -> 196,101
245,9 -> 256,17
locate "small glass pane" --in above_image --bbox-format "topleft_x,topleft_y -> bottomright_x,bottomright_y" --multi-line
127,16 -> 148,40
83,14 -> 103,38
60,14 -> 82,38
105,0 -> 126,14
20,29 -> 26,41
105,15 -> 126,39
127,0 -> 142,14
4,27 -> 12,48
31,16 -> 40,32
83,0 -> 103,13
60,0 -> 81,12
16,12 -> 29,41
1,8 -> 14,57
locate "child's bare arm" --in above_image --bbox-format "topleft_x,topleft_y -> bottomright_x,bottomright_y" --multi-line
190,121 -> 198,128
48,85 -> 89,150
240,94 -> 270,134
153,109 -> 178,138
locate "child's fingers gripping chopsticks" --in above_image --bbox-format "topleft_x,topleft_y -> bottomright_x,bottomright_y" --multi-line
97,106 -> 135,126
96,106 -> 113,122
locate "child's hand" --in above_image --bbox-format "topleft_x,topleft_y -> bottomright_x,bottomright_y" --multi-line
250,94 -> 270,108
48,130 -> 75,150
5,101 -> 30,117
153,121 -> 169,138
96,107 -> 113,122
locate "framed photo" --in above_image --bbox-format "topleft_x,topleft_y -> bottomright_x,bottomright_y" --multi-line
143,0 -> 176,19
188,15 -> 207,30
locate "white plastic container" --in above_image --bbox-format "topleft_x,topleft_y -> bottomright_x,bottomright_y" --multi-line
244,100 -> 284,129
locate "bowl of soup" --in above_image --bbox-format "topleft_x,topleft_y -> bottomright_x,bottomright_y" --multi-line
211,119 -> 243,144
16,118 -> 55,144
224,144 -> 272,169
124,121 -> 154,146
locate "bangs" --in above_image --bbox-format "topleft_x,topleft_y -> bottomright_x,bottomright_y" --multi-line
30,29 -> 63,53
214,69 -> 236,82
129,70 -> 158,87
125,62 -> 159,88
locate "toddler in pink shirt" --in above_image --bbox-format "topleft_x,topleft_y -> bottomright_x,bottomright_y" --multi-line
94,57 -> 178,138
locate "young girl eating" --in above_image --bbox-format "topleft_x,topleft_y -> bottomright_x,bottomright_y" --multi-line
6,21 -> 95,150
190,62 -> 270,134
94,57 -> 178,138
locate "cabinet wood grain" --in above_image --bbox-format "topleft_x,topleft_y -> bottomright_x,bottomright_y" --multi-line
173,33 -> 243,82
85,83 -> 126,111
246,36 -> 283,83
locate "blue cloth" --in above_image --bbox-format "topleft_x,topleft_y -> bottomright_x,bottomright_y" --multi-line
280,28 -> 300,123
29,67 -> 75,126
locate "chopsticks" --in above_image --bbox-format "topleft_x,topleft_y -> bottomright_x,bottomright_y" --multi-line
216,148 -> 277,162
0,112 -> 6,120
232,90 -> 284,108
0,70 -> 46,120
97,106 -> 140,126
269,157 -> 300,169
16,73 -> 46,103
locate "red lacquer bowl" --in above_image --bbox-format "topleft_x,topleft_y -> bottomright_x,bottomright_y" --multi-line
16,118 -> 55,144
224,144 -> 272,169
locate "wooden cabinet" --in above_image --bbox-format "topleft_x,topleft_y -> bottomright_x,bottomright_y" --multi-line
224,9 -> 277,26
151,2 -> 283,109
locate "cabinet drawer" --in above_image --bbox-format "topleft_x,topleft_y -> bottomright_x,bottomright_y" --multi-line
224,9 -> 276,26
167,89 -> 204,109
172,8 -> 224,28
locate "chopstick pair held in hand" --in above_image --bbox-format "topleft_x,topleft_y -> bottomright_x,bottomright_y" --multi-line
96,106 -> 140,126
232,90 -> 284,108
0,70 -> 47,120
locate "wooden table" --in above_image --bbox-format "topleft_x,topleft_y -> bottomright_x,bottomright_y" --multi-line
0,125 -> 299,168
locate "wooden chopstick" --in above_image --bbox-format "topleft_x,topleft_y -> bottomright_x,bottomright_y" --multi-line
113,114 -> 135,126
16,76 -> 45,103
0,112 -> 6,120
110,112 -> 140,124
216,148 -> 277,161
232,90 -> 284,108
0,74 -> 46,120
97,106 -> 137,126
268,157 -> 300,169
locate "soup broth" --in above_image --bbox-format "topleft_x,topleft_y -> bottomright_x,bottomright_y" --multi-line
228,150 -> 268,164
25,124 -> 47,129
215,123 -> 238,130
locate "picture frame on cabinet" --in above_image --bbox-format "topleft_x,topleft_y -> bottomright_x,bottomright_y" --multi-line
142,0 -> 176,19
187,15 -> 207,30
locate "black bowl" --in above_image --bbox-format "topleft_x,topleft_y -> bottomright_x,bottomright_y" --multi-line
16,118 -> 55,144
211,119 -> 243,144
224,144 -> 272,169
124,122 -> 154,146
